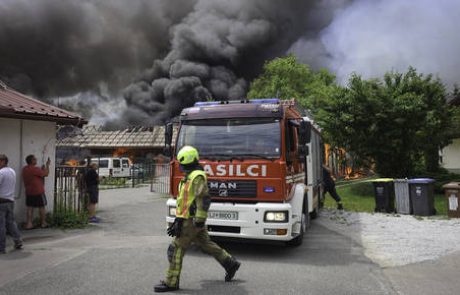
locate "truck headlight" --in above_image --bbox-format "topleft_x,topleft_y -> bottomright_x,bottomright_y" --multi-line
168,206 -> 176,217
264,211 -> 288,222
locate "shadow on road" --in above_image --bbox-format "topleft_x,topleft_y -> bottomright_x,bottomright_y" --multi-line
184,221 -> 367,267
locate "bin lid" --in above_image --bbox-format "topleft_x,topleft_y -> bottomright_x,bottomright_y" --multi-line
373,178 -> 394,182
408,178 -> 435,184
394,178 -> 409,183
442,182 -> 460,189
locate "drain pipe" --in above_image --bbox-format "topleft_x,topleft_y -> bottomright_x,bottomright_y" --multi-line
17,120 -> 24,200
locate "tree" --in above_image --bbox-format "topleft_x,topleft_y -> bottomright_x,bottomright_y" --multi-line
316,68 -> 452,177
247,55 -> 337,111
248,56 -> 452,177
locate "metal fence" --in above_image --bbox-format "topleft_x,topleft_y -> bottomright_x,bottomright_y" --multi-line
151,164 -> 170,195
54,163 -> 171,214
54,166 -> 87,214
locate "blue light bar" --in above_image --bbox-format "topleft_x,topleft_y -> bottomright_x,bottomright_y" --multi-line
194,98 -> 280,107
249,98 -> 280,104
194,101 -> 220,107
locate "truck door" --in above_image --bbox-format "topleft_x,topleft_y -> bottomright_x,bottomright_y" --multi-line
285,121 -> 301,193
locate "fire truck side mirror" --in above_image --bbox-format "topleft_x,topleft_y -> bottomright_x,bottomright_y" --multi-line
164,123 -> 173,157
299,121 -> 311,145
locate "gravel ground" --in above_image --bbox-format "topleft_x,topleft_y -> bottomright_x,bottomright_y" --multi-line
316,209 -> 460,267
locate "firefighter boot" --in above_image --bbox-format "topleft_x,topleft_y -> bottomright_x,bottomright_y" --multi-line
154,281 -> 179,293
337,202 -> 344,210
222,256 -> 241,282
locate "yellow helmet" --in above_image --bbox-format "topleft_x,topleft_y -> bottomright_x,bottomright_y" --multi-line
177,146 -> 199,165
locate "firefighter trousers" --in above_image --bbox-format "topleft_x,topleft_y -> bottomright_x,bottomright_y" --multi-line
165,219 -> 230,287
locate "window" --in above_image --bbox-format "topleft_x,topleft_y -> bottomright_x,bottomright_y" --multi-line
176,118 -> 281,159
113,159 -> 121,168
99,160 -> 109,168
122,159 -> 129,168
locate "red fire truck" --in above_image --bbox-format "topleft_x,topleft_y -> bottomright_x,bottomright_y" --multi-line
164,98 -> 324,246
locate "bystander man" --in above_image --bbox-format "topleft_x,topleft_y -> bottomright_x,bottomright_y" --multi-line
0,154 -> 23,253
85,163 -> 100,223
22,155 -> 50,229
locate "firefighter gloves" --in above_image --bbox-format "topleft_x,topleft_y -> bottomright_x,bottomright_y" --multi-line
167,218 -> 184,237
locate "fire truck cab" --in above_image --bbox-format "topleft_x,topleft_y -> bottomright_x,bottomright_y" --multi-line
164,98 -> 323,246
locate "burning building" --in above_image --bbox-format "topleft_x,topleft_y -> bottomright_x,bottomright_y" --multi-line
56,125 -> 177,165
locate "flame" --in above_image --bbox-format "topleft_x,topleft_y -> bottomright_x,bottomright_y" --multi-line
65,159 -> 79,166
112,148 -> 134,165
113,148 -> 129,157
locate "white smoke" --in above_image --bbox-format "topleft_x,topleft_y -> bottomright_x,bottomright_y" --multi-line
291,0 -> 460,86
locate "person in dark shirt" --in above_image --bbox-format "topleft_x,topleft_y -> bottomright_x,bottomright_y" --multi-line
85,163 -> 100,223
323,165 -> 344,210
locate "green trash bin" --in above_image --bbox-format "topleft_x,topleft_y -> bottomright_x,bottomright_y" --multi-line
372,178 -> 395,213
409,178 -> 435,216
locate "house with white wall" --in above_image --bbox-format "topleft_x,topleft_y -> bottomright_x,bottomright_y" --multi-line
440,96 -> 460,174
441,139 -> 460,174
0,81 -> 86,223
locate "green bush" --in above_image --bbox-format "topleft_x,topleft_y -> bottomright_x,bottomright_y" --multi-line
100,177 -> 126,186
50,211 -> 88,229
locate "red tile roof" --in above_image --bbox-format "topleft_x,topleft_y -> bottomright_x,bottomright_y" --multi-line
0,81 -> 87,126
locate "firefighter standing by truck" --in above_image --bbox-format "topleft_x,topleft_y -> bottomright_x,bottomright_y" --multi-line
154,146 -> 241,293
323,165 -> 344,210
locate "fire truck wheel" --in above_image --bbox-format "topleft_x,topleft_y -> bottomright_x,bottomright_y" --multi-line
310,198 -> 320,220
287,199 -> 309,247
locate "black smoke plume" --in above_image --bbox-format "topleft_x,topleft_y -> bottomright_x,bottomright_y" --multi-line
121,0 -> 324,125
0,0 -> 195,97
10,1 -> 459,127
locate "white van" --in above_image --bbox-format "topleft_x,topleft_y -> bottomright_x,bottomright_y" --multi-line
90,157 -> 131,178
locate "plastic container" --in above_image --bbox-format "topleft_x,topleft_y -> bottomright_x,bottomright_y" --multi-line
372,178 -> 395,213
394,179 -> 411,214
409,178 -> 435,216
442,182 -> 460,218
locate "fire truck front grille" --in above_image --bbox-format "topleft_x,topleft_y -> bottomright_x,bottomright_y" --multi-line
208,180 -> 257,198
207,225 -> 241,234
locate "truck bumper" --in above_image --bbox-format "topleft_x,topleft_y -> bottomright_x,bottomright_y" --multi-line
166,198 -> 302,242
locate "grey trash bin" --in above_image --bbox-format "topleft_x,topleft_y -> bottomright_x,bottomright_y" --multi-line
394,179 -> 411,214
409,178 -> 436,216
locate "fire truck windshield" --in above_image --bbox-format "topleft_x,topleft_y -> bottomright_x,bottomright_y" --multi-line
176,118 -> 281,159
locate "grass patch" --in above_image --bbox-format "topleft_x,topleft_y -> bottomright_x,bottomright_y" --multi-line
324,180 -> 376,212
323,179 -> 448,216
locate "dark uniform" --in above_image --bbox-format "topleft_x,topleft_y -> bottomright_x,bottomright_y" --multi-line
323,166 -> 343,210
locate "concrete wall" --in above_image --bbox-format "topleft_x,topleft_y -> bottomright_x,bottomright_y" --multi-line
0,117 -> 56,223
441,138 -> 460,174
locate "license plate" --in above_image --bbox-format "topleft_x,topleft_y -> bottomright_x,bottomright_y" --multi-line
208,211 -> 238,220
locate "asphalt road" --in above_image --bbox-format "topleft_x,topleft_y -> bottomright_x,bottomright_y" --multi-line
1,185 -> 450,295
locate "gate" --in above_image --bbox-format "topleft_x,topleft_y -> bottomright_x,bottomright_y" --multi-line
151,164 -> 170,195
54,166 -> 87,214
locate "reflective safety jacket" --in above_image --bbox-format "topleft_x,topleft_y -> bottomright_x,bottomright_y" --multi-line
176,170 -> 210,222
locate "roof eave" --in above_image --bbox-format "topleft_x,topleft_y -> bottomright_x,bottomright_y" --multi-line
0,110 -> 88,127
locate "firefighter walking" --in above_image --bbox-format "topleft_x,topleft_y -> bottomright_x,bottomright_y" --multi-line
154,146 -> 241,293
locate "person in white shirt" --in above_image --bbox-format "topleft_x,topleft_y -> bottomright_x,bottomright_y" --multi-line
0,154 -> 23,254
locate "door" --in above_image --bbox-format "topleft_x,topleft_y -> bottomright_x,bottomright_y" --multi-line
112,159 -> 122,177
121,159 -> 130,177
